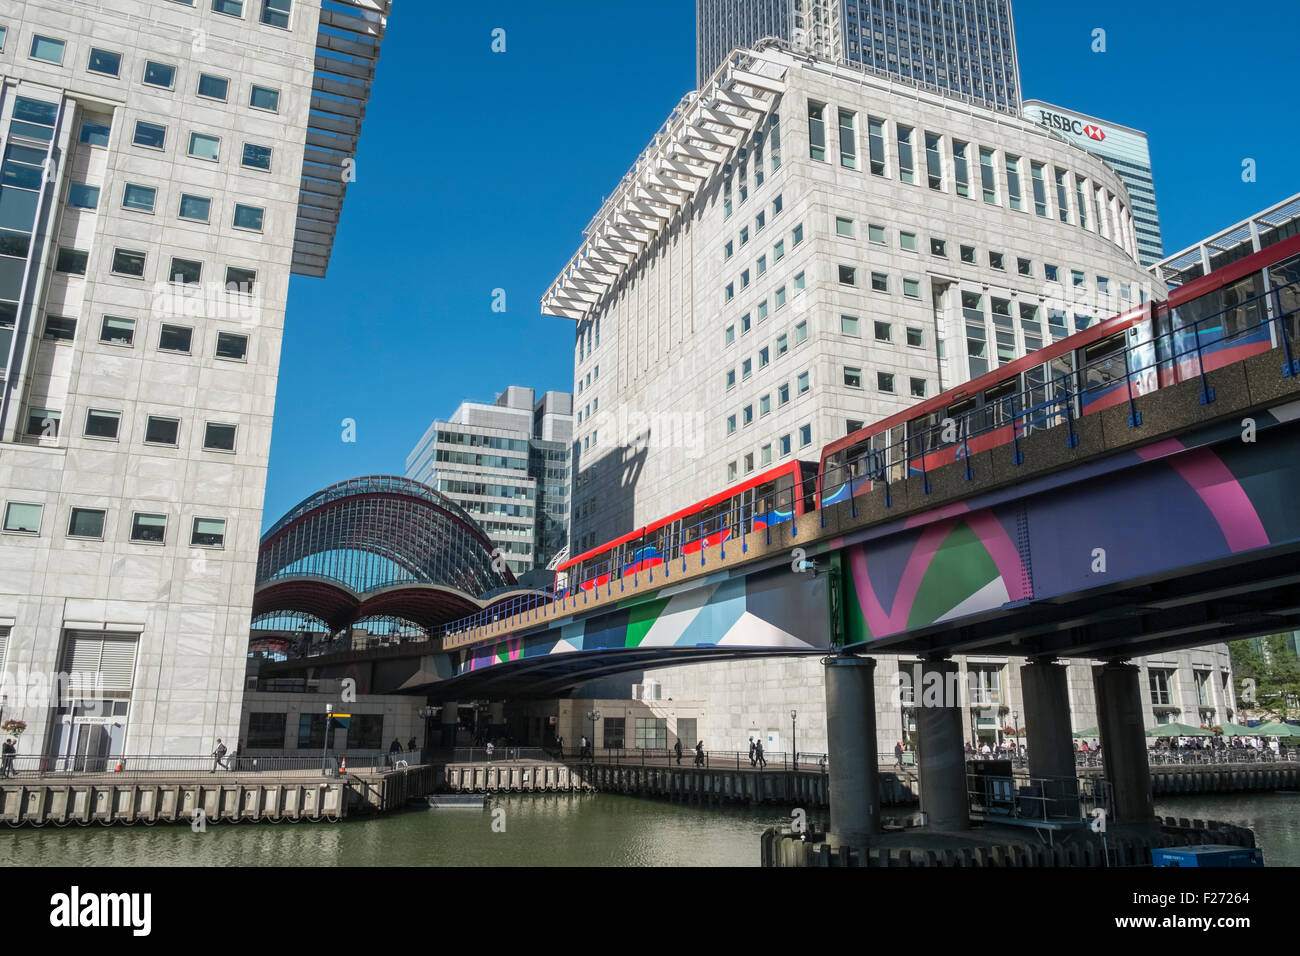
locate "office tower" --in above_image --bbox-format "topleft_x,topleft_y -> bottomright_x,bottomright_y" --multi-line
697,0 -> 1021,113
0,1 -> 390,759
1024,100 -> 1164,267
406,387 -> 573,579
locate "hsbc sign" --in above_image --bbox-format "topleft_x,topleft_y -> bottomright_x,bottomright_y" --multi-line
1033,108 -> 1106,143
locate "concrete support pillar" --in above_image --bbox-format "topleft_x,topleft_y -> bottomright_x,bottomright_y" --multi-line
488,702 -> 506,740
1093,662 -> 1155,824
823,656 -> 881,847
916,658 -> 969,831
1021,659 -> 1075,782
439,701 -> 460,749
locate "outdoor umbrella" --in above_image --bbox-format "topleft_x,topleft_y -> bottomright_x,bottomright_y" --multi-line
1072,727 -> 1099,738
1254,721 -> 1300,739
1216,722 -> 1256,736
1144,722 -> 1213,737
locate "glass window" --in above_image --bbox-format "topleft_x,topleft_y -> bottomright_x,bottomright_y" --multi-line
773,240 -> 784,261
878,372 -> 895,392
761,444 -> 773,466
900,231 -> 917,252
979,147 -> 997,204
179,194 -> 211,222
169,257 -> 202,284
843,367 -> 862,388
725,370 -> 736,390
130,513 -> 166,543
742,358 -> 752,379
799,424 -> 812,447
216,332 -> 249,360
3,502 -> 42,534
874,321 -> 891,342
960,244 -> 976,263
903,278 -> 920,298
925,132 -> 943,190
143,61 -> 177,89
159,324 -> 193,353
797,371 -> 810,395
133,121 -> 167,149
743,453 -> 754,474
727,462 -> 737,483
839,265 -> 857,286
78,120 -> 109,147
191,517 -> 226,547
44,317 -> 76,341
1055,168 -> 1070,223
989,251 -> 1004,270
759,395 -> 771,416
1005,155 -> 1022,210
725,325 -> 735,346
84,409 -> 121,440
100,316 -> 135,346
808,100 -> 826,162
838,108 -> 856,168
792,223 -> 803,245
868,117 -> 886,175
122,183 -> 156,212
202,424 -> 236,455
835,216 -> 854,237
1017,257 -> 1032,277
30,35 -> 66,65
68,184 -> 100,209
233,204 -> 264,231
780,434 -> 792,456
88,48 -> 122,77
871,272 -> 888,293
868,224 -> 885,244
260,0 -> 292,28
841,315 -> 860,336
743,405 -> 753,426
112,249 -> 146,277
24,408 -> 59,438
726,414 -> 736,435
896,124 -> 914,184
197,74 -> 230,101
213,0 -> 245,15
1044,263 -> 1059,282
930,238 -> 946,257
144,416 -> 180,446
242,143 -> 272,170
952,140 -> 970,197
188,132 -> 221,161
778,384 -> 790,405
906,326 -> 924,347
68,508 -> 106,539
250,85 -> 281,112
794,321 -> 807,344
910,378 -> 927,398
1031,162 -> 1048,217
57,249 -> 89,275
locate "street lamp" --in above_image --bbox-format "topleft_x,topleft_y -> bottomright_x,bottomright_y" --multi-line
1012,710 -> 1019,758
791,710 -> 797,770
586,709 -> 600,762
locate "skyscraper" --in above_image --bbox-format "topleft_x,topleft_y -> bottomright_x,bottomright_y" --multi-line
1023,100 -> 1164,267
405,387 -> 573,580
697,0 -> 1021,113
0,1 -> 390,760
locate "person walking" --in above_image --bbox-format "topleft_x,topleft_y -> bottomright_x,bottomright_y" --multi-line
406,736 -> 417,752
1,738 -> 15,777
895,740 -> 904,769
694,741 -> 705,767
674,739 -> 683,765
210,738 -> 227,773
754,739 -> 766,769
485,741 -> 495,760
748,737 -> 757,767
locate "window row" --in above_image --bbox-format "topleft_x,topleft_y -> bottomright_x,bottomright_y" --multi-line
721,114 -> 781,220
55,245 -> 258,293
724,323 -> 810,389
39,313 -> 249,361
725,424 -> 813,481
22,406 -> 239,452
121,116 -> 275,172
2,501 -> 229,548
723,373 -> 812,433
67,179 -> 265,233
840,366 -> 928,398
722,194 -> 784,260
724,222 -> 805,303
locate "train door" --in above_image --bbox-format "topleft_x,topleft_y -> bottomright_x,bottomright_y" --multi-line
1078,332 -> 1127,414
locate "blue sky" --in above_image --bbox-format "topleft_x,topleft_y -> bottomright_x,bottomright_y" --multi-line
263,0 -> 1300,526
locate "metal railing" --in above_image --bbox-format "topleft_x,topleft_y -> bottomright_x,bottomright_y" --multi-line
452,747 -> 553,763
0,752 -> 394,780
967,771 -> 1113,824
445,274 -> 1300,641
567,748 -> 828,772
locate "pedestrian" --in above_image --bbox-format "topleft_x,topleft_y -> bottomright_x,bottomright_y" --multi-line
580,735 -> 589,758
407,736 -> 417,751
895,740 -> 904,769
980,741 -> 991,758
210,738 -> 227,773
694,740 -> 705,767
389,737 -> 402,755
1,738 -> 15,777
748,737 -> 756,767
485,741 -> 495,760
674,739 -> 683,765
754,739 -> 766,768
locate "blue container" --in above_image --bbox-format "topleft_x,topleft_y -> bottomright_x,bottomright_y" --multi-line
1151,845 -> 1264,867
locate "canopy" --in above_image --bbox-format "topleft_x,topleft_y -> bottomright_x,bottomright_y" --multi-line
1216,722 -> 1257,736
1072,727 -> 1099,738
1145,722 -> 1214,737
1253,721 -> 1300,738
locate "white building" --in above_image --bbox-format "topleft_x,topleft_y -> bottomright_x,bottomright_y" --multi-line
1022,99 -> 1164,267
542,43 -> 1230,757
0,1 -> 390,762
405,386 -> 573,579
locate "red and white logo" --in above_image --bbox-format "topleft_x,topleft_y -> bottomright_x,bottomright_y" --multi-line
1084,124 -> 1106,141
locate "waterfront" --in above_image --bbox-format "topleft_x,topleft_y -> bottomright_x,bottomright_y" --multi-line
1,791 -> 1296,867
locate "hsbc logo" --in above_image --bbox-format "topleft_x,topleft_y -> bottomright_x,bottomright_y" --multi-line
1034,109 -> 1107,144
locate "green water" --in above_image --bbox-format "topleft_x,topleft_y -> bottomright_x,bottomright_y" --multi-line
1,792 -> 1294,866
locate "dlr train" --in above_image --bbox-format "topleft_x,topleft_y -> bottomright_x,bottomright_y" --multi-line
556,233 -> 1300,596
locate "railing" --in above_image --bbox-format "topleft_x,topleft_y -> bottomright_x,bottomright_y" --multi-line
452,747 -> 553,763
967,771 -> 1112,824
445,271 -> 1300,642
0,752 -> 392,780
569,748 -> 828,771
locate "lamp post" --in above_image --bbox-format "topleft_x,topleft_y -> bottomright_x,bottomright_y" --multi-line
1012,709 -> 1019,761
791,710 -> 797,770
586,709 -> 600,762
